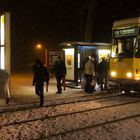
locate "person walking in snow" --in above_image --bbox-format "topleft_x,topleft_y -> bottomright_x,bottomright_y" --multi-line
51,56 -> 66,94
32,58 -> 49,106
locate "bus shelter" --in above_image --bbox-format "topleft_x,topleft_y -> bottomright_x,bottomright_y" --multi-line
60,42 -> 110,87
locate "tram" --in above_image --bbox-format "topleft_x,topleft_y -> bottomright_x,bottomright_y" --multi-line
109,17 -> 140,92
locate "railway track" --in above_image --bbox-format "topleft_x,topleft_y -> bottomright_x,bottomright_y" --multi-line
0,95 -> 139,124
0,92 -> 128,114
0,93 -> 140,140
44,114 -> 140,140
0,99 -> 140,127
0,93 -> 138,125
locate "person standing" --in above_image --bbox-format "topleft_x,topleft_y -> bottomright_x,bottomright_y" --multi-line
32,58 -> 49,106
0,69 -> 10,104
51,56 -> 66,94
84,57 -> 95,93
98,57 -> 109,90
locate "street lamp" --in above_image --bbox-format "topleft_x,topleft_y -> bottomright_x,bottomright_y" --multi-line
35,43 -> 45,62
36,43 -> 42,50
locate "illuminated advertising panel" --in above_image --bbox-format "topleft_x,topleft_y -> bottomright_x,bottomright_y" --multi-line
64,48 -> 75,80
0,13 -> 10,73
1,15 -> 4,45
0,14 -> 5,69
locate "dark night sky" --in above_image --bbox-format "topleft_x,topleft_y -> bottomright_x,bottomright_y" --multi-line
0,0 -> 139,71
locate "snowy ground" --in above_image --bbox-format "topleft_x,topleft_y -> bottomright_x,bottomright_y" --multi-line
0,94 -> 140,140
0,73 -> 140,140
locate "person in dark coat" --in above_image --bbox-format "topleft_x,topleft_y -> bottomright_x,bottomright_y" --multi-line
98,57 -> 109,90
51,56 -> 66,94
32,58 -> 49,106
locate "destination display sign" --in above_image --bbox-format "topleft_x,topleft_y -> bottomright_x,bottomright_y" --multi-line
113,28 -> 137,37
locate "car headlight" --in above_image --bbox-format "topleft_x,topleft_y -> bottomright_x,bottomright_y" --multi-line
126,72 -> 132,78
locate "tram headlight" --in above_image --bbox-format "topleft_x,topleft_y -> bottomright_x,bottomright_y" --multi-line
135,74 -> 140,80
126,72 -> 132,78
111,71 -> 116,77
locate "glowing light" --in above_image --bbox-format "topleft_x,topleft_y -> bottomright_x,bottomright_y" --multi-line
135,74 -> 140,80
111,71 -> 116,77
1,15 -> 4,45
36,44 -> 42,49
111,52 -> 115,57
78,53 -> 80,68
63,48 -> 74,54
98,49 -> 110,55
63,48 -> 74,80
126,72 -> 132,78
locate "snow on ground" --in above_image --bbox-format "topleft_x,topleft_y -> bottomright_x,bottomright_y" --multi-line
0,95 -> 140,140
0,95 -> 139,126
0,73 -> 140,140
50,118 -> 140,140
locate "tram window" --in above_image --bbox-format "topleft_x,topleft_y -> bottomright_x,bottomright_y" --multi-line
111,37 -> 134,58
135,39 -> 140,58
124,38 -> 134,57
118,39 -> 124,53
111,39 -> 116,57
111,39 -> 123,58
